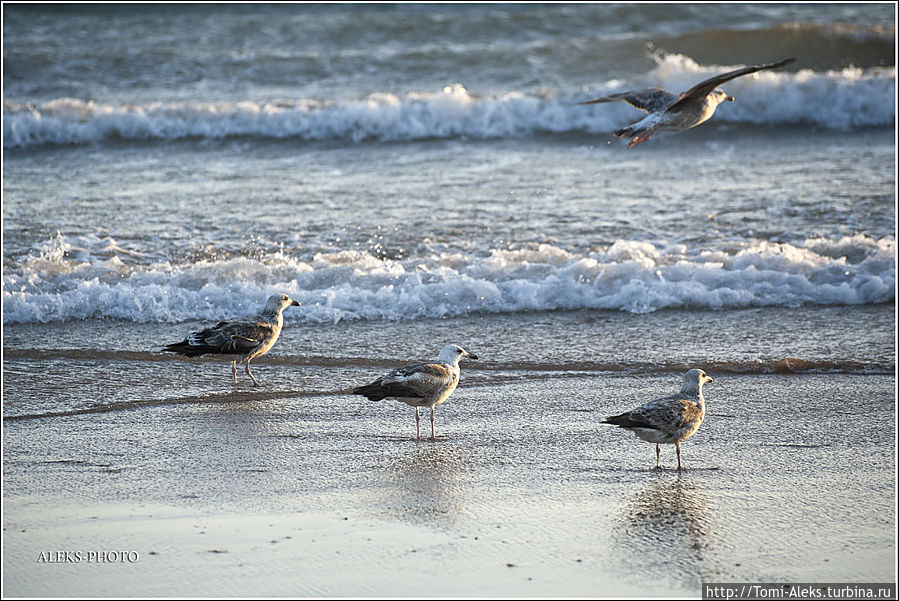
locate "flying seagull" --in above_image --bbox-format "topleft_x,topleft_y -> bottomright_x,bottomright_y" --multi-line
578,57 -> 796,148
352,344 -> 478,441
163,293 -> 301,386
602,369 -> 713,470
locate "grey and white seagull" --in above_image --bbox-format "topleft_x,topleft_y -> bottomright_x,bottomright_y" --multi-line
352,344 -> 478,441
602,369 -> 714,470
579,57 -> 796,148
163,293 -> 301,386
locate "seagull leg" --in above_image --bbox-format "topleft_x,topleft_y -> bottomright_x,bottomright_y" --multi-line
232,361 -> 238,386
625,125 -> 659,149
627,135 -> 650,149
415,407 -> 421,441
676,442 -> 685,471
430,407 -> 436,442
246,361 -> 260,387
656,444 -> 661,469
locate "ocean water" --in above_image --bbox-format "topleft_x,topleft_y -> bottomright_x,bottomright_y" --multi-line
2,3 -> 896,596
2,4 -> 895,326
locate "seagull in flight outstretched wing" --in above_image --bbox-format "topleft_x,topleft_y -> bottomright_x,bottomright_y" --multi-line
579,57 -> 797,148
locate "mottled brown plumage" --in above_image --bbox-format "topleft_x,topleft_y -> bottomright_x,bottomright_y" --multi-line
604,369 -> 713,470
163,293 -> 300,386
353,344 -> 478,441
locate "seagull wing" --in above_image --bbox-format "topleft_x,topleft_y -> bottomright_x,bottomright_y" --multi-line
192,319 -> 272,354
632,394 -> 702,429
671,57 -> 797,108
353,362 -> 456,401
578,87 -> 678,113
607,393 -> 701,431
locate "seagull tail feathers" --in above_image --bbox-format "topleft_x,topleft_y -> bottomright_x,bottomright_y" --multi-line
603,413 -> 649,429
352,382 -> 390,402
162,340 -> 212,357
614,124 -> 657,148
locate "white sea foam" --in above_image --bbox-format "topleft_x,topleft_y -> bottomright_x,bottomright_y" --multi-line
646,53 -> 895,129
3,233 -> 893,324
4,57 -> 893,149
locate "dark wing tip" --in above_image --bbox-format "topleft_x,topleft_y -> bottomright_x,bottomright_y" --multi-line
576,97 -> 611,106
602,413 -> 630,426
603,412 -> 658,430
351,384 -> 386,401
762,57 -> 797,70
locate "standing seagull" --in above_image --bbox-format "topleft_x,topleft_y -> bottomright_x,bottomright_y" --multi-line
163,293 -> 300,386
578,57 -> 796,148
352,344 -> 478,441
603,369 -> 713,470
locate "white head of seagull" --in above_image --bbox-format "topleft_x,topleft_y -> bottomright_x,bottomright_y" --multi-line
261,293 -> 302,317
437,343 -> 475,365
710,88 -> 735,106
352,344 -> 479,442
681,368 -> 714,398
602,368 -> 713,471
163,292 -> 301,387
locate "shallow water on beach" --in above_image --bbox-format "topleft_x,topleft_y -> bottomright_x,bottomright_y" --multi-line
2,304 -> 894,419
3,3 -> 896,597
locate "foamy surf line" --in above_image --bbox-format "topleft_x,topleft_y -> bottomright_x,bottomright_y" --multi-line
4,236 -> 893,323
4,58 -> 894,149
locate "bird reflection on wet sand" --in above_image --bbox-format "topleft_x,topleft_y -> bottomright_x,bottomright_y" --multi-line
611,476 -> 717,590
371,444 -> 472,529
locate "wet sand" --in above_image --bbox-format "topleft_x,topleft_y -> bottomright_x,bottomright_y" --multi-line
5,500 -> 659,598
3,308 -> 896,597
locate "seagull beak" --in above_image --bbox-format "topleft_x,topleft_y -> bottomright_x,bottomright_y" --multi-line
467,352 -> 479,360
726,96 -> 735,102
291,300 -> 301,306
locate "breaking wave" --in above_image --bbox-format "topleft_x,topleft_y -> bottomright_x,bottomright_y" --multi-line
3,233 -> 893,324
4,54 -> 893,149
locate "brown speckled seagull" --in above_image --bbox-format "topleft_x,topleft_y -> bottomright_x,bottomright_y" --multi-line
579,57 -> 796,148
163,293 -> 300,386
352,344 -> 478,441
603,369 -> 713,470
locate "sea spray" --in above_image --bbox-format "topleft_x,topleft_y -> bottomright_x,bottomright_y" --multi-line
4,234 -> 893,324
